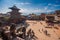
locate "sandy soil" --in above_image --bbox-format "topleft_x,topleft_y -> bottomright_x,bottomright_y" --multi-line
0,20 -> 60,40
26,20 -> 60,40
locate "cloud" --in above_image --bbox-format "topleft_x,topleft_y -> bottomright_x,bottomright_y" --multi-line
48,3 -> 60,7
19,8 -> 54,14
46,10 -> 54,12
33,9 -> 54,13
20,8 -> 43,13
19,8 -> 32,14
48,3 -> 52,6
19,2 -> 30,5
53,5 -> 60,6
44,6 -> 48,10
33,9 -> 41,12
15,2 -> 31,5
0,7 -> 54,14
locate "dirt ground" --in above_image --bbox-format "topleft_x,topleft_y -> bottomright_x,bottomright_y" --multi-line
26,20 -> 60,40
0,20 -> 60,40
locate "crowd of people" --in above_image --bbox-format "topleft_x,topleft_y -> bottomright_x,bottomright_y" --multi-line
0,22 -> 38,40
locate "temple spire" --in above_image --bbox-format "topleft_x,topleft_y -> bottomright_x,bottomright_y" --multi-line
9,5 -> 20,11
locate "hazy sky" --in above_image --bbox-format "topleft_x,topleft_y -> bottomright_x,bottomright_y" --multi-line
0,0 -> 60,14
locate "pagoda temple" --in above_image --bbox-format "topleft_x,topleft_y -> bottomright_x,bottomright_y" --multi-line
9,5 -> 22,23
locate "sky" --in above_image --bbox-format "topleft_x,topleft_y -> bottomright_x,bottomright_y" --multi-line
0,0 -> 60,15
